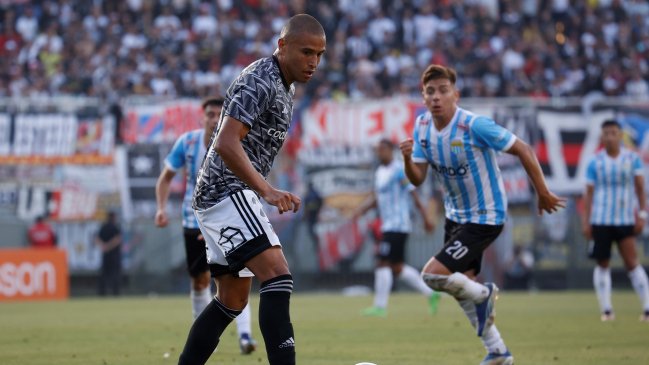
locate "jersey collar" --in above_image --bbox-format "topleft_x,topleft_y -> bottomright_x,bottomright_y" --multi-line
433,107 -> 462,135
272,55 -> 291,91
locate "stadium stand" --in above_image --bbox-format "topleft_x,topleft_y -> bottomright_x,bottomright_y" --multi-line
1,0 -> 648,101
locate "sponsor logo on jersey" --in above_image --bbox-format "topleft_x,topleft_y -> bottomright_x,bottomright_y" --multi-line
267,128 -> 287,141
431,162 -> 470,177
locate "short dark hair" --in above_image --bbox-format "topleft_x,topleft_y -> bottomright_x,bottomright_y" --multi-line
378,138 -> 395,149
601,119 -> 621,129
201,97 -> 224,111
280,14 -> 326,41
421,64 -> 457,86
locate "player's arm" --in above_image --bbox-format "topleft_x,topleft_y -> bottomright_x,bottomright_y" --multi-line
410,190 -> 435,232
100,234 -> 122,253
399,138 -> 428,186
506,139 -> 566,214
634,172 -> 646,234
215,117 -> 300,214
350,193 -> 377,220
155,167 -> 176,227
582,184 -> 594,240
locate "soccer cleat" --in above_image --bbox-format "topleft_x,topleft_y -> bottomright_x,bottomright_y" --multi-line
428,291 -> 441,315
640,310 -> 649,322
361,306 -> 387,317
239,335 -> 257,355
479,350 -> 514,365
600,310 -> 615,322
475,283 -> 498,337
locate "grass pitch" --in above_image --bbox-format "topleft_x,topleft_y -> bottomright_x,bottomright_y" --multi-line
0,291 -> 647,365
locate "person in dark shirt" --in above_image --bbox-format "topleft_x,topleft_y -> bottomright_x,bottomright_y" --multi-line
95,211 -> 122,296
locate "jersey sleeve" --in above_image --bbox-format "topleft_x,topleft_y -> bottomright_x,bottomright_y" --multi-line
223,72 -> 274,129
164,134 -> 186,171
471,116 -> 517,152
585,159 -> 597,185
412,115 -> 427,163
633,153 -> 644,176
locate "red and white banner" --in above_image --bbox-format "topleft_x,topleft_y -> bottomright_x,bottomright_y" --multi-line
301,97 -> 425,152
122,100 -> 203,144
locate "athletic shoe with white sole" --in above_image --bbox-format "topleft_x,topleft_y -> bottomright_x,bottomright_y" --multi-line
239,335 -> 257,355
600,310 -> 615,322
479,350 -> 514,365
475,283 -> 498,337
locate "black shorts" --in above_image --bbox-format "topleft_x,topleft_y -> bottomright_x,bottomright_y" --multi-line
435,219 -> 504,275
589,225 -> 635,261
183,228 -> 209,277
376,231 -> 409,263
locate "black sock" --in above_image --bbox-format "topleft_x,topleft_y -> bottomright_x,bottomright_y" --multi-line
259,274 -> 295,365
178,297 -> 241,365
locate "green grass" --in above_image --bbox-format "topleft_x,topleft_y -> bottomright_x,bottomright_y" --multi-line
1,291 -> 648,365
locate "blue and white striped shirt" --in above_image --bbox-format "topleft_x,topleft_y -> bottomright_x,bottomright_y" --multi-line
165,129 -> 206,229
412,107 -> 516,226
375,160 -> 416,233
586,148 -> 643,226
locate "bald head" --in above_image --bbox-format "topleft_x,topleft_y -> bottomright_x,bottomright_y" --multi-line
280,14 -> 325,42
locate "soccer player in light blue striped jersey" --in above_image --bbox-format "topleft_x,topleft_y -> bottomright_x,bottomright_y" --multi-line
400,64 -> 565,365
154,97 -> 257,354
582,120 -> 649,322
352,139 -> 440,318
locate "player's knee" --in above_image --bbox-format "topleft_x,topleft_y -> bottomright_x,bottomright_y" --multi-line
191,272 -> 211,291
421,273 -> 449,291
216,291 -> 248,311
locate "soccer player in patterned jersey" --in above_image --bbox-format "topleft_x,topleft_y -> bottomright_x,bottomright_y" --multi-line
353,139 -> 441,317
400,64 -> 565,365
154,97 -> 257,354
582,120 -> 649,322
176,14 -> 326,365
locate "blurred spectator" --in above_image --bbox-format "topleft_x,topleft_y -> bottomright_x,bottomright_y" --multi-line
95,211 -> 123,296
27,216 -> 57,249
504,245 -> 535,290
15,6 -> 38,42
2,0 -> 649,100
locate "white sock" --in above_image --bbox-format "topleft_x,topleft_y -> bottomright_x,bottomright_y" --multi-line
236,302 -> 253,338
447,272 -> 490,302
593,266 -> 613,313
399,265 -> 433,296
458,299 -> 507,354
373,267 -> 393,309
628,265 -> 649,312
190,287 -> 212,320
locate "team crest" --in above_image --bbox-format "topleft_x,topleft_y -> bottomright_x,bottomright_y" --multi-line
451,139 -> 463,154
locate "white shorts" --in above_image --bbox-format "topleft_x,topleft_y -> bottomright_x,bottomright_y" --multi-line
194,189 -> 281,278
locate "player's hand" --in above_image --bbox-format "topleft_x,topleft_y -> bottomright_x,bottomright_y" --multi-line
582,223 -> 592,240
634,211 -> 645,235
399,139 -> 414,159
154,209 -> 169,227
262,187 -> 301,214
537,192 -> 566,215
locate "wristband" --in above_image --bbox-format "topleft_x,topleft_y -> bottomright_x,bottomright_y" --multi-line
639,210 -> 648,220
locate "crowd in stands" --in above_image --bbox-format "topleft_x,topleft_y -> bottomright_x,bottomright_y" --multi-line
1,0 -> 648,102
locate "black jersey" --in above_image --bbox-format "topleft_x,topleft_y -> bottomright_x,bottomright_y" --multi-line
193,56 -> 295,209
